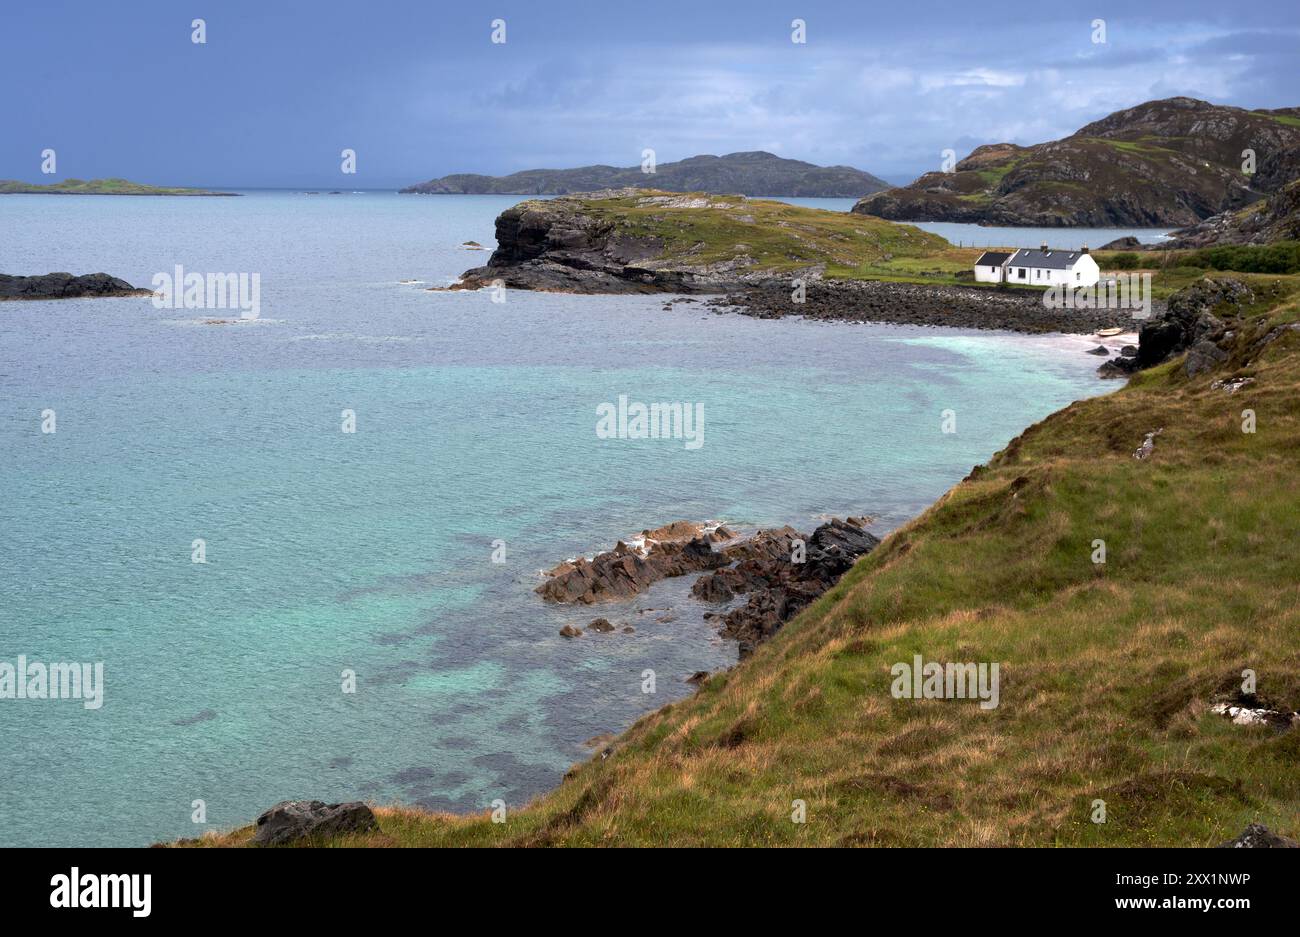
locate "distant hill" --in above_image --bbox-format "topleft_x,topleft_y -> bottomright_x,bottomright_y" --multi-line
854,98 -> 1300,227
401,151 -> 890,198
0,177 -> 238,196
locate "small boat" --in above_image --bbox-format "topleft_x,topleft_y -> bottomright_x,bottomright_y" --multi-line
1096,327 -> 1123,337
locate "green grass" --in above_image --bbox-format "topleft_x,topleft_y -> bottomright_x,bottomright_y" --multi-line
532,190 -> 951,276
1255,112 -> 1300,129
0,177 -> 233,195
188,278 -> 1300,848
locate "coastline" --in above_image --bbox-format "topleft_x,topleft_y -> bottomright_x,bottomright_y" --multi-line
181,309 -> 1131,846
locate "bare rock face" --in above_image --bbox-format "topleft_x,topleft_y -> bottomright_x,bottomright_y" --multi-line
1137,277 -> 1250,370
0,272 -> 151,301
1219,823 -> 1299,848
253,800 -> 378,846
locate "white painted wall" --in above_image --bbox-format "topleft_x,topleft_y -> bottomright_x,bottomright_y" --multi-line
1001,254 -> 1100,288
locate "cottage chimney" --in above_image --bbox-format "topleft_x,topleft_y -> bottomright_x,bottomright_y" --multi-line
1081,244 -> 1090,254
1040,241 -> 1048,251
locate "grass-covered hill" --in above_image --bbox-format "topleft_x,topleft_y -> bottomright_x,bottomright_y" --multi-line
455,188 -> 953,292
401,151 -> 890,198
194,275 -> 1300,847
854,97 -> 1300,227
0,177 -> 237,196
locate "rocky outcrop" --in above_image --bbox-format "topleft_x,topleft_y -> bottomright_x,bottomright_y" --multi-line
1219,823 -> 1299,848
1137,277 -> 1250,371
1102,277 -> 1254,379
450,191 -> 800,294
0,272 -> 151,301
710,279 -> 1142,335
253,800 -> 378,846
401,151 -> 890,198
1166,178 -> 1300,248
541,516 -> 879,656
698,518 -> 881,657
536,521 -> 734,604
853,98 -> 1300,227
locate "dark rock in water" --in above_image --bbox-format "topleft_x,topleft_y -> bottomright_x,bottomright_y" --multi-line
1120,344 -> 1138,357
1219,823 -> 1299,848
1086,345 -> 1110,356
1097,356 -> 1141,379
253,800 -> 378,846
687,671 -> 710,685
587,617 -> 616,633
691,567 -> 741,602
0,271 -> 151,301
559,624 -> 583,638
712,518 -> 882,657
536,522 -> 730,604
1098,236 -> 1143,251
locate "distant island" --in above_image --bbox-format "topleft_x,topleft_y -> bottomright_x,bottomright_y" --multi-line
0,177 -> 239,196
400,151 -> 890,198
853,97 -> 1300,227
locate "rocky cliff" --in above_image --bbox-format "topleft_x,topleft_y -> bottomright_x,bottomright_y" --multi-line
853,98 -> 1300,227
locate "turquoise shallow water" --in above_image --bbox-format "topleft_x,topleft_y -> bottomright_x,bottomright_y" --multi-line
0,192 -> 1115,846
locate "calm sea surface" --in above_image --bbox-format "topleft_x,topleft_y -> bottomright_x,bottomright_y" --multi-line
1,191 -> 1119,845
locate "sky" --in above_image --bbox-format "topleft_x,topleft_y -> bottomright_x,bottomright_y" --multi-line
2,0 -> 1297,188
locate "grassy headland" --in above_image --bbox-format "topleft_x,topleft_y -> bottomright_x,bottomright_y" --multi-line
191,277 -> 1300,847
0,177 -> 237,196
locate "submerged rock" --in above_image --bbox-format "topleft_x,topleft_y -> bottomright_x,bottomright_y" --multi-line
253,800 -> 378,846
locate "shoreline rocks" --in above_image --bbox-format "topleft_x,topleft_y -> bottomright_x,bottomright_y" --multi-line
0,272 -> 152,302
536,521 -> 734,604
542,516 -> 880,658
706,518 -> 881,657
252,800 -> 378,846
708,279 -> 1146,335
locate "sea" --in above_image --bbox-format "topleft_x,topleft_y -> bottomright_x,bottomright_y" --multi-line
0,190 -> 1165,846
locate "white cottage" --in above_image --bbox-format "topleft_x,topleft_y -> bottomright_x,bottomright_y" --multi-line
1008,245 -> 1099,287
973,250 -> 1013,283
974,244 -> 1100,287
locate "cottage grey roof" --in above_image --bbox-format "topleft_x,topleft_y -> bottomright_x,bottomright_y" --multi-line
975,250 -> 1012,266
1008,248 -> 1086,270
